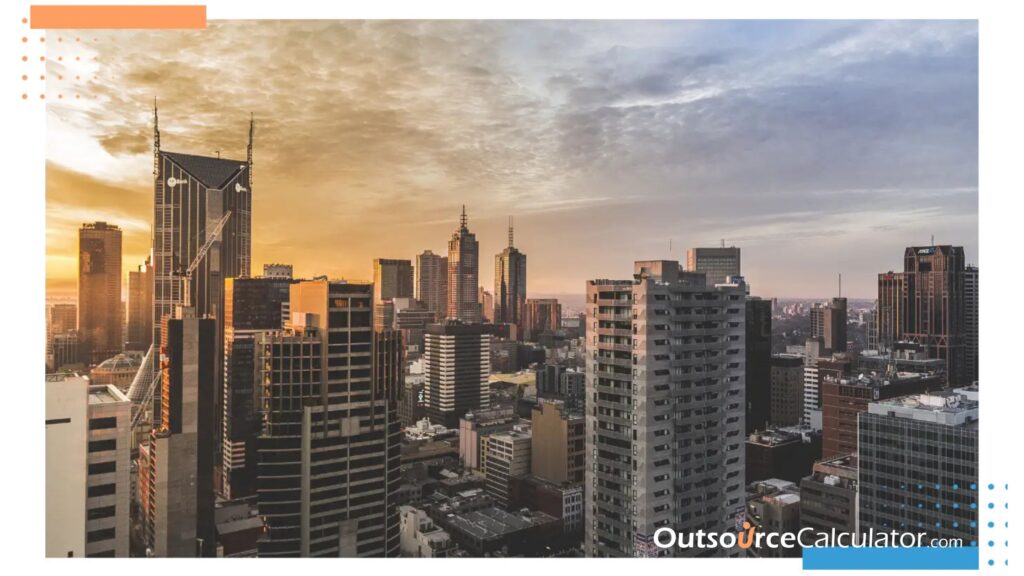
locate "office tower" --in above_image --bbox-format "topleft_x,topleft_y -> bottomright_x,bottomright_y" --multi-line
78,222 -> 123,365
821,370 -> 941,459
47,375 -> 132,558
152,111 -> 253,349
262,263 -> 293,279
126,257 -> 153,352
479,287 -> 494,323
799,454 -> 859,537
801,338 -> 826,428
415,250 -> 448,320
535,363 -> 585,412
52,331 -> 81,372
686,246 -> 740,286
373,258 -> 414,303
859,388 -> 979,543
586,260 -> 747,558
746,427 -> 821,484
374,300 -> 395,332
255,280 -> 402,557
423,322 -> 490,429
524,298 -> 561,341
494,218 -> 527,330
810,298 -> 848,353
530,399 -> 584,484
866,303 -> 879,351
221,277 -> 294,500
447,207 -> 481,323
144,311 -> 217,557
964,266 -> 978,384
392,297 -> 436,355
770,354 -> 804,427
458,408 -> 518,470
47,303 -> 78,370
877,245 -> 966,385
746,297 -> 772,433
484,429 -> 532,509
46,374 -> 88,557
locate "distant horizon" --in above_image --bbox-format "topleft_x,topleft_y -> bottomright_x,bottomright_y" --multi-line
46,20 -> 977,298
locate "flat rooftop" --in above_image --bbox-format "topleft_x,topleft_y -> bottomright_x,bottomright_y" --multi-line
444,506 -> 556,540
88,384 -> 129,404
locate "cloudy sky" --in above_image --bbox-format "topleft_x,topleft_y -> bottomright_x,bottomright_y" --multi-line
46,20 -> 978,301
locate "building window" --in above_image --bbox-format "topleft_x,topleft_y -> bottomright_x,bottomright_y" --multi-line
87,505 -> 116,520
88,461 -> 116,475
87,484 -> 116,498
86,527 -> 115,543
88,439 -> 116,453
88,417 -> 118,430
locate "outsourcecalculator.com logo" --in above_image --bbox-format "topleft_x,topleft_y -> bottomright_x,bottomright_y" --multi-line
653,523 -> 964,552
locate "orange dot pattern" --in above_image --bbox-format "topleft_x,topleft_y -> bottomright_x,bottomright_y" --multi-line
20,16 -> 94,103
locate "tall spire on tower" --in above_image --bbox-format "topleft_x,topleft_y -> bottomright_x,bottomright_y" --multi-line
247,112 -> 254,190
508,216 -> 515,248
153,97 -> 160,178
460,205 -> 468,230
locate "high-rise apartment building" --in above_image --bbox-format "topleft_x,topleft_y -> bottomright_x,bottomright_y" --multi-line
447,207 -> 481,323
586,260 -> 747,558
877,245 -> 966,385
859,389 -> 979,544
686,246 -> 740,286
770,354 -> 804,427
964,266 -> 978,384
144,310 -> 217,557
530,399 -> 585,485
746,297 -> 772,433
79,222 -> 123,365
524,298 -> 561,341
415,250 -> 448,320
810,297 -> 848,354
221,277 -> 294,500
47,375 -> 132,558
255,280 -> 402,557
423,322 -> 490,428
494,219 -> 526,330
127,257 -> 153,352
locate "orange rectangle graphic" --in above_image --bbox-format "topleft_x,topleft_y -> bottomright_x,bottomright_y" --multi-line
31,5 -> 206,29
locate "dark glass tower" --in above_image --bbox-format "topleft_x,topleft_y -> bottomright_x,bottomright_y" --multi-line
447,206 -> 481,323
78,221 -> 122,365
494,218 -> 527,332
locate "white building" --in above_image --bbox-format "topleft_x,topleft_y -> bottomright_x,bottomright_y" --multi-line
586,261 -> 747,557
399,506 -> 457,557
46,374 -> 131,557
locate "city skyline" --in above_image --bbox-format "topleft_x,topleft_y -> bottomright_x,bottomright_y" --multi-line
46,20 -> 977,300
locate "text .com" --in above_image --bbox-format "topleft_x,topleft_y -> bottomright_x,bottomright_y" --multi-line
653,524 -> 964,551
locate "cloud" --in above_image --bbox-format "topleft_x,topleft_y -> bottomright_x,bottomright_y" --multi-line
45,20 -> 978,300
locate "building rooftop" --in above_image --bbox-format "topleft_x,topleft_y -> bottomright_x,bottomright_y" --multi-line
92,353 -> 143,373
88,384 -> 129,404
868,390 -> 979,426
163,150 -> 247,189
443,506 -> 556,540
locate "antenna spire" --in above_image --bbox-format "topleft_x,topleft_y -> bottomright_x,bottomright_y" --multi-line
838,273 -> 842,298
508,216 -> 514,248
247,112 -> 254,190
460,205 -> 468,230
152,98 -> 160,178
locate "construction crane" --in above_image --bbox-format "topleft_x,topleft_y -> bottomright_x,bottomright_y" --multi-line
129,210 -> 232,431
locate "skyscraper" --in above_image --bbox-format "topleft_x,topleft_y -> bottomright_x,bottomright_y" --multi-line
126,256 -> 153,352
586,261 -> 747,557
746,297 -> 772,433
144,310 -> 217,557
147,109 -> 253,435
811,297 -> 848,353
494,218 -> 526,330
478,286 -> 494,323
47,303 -> 77,370
769,354 -> 804,427
447,207 -> 481,323
423,322 -> 490,428
524,298 -> 561,341
964,265 -> 978,384
78,222 -> 122,365
686,246 -> 741,286
415,250 -> 448,320
221,276 -> 294,500
877,245 -> 966,385
858,388 -> 978,544
373,258 -> 414,303
255,280 -> 402,557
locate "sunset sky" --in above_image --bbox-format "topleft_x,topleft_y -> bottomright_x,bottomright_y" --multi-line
45,20 -> 978,301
